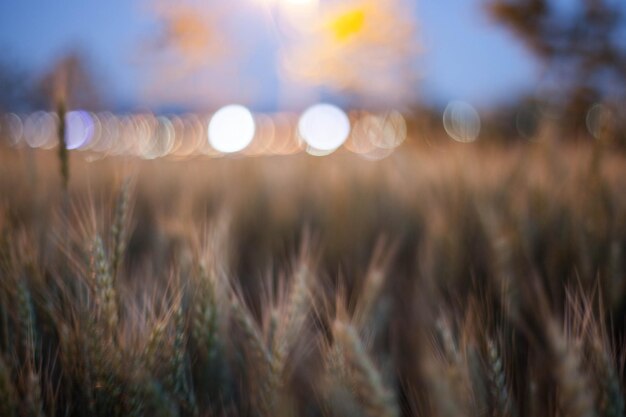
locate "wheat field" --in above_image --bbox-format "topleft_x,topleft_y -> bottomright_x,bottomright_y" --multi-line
0,140 -> 624,417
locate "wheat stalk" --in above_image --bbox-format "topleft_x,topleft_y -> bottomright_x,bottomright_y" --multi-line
110,179 -> 130,281
332,320 -> 399,417
22,367 -> 45,417
546,319 -> 596,417
16,279 -> 36,359
0,355 -> 17,417
167,299 -> 198,416
486,338 -> 515,417
91,235 -> 118,334
56,99 -> 68,190
192,262 -> 219,361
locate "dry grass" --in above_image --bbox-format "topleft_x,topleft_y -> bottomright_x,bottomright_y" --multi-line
0,140 -> 624,417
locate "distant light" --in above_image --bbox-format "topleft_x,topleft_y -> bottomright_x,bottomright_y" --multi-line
142,117 -> 175,159
83,112 -> 102,150
66,111 -> 94,149
586,104 -> 612,140
361,111 -> 407,149
279,0 -> 320,31
328,7 -> 366,42
208,105 -> 255,153
245,115 -> 275,155
443,101 -> 480,143
305,146 -> 337,157
2,113 -> 23,146
24,112 -> 56,149
283,0 -> 319,10
298,103 -> 350,153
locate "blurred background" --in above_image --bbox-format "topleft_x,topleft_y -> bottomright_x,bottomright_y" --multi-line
1,4 -> 626,416
1,0 -> 625,154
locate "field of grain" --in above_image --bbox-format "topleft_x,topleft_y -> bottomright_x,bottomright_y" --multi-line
0,140 -> 624,417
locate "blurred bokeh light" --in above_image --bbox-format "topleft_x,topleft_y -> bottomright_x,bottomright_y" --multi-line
208,105 -> 256,154
298,103 -> 350,154
586,104 -> 613,140
65,110 -> 94,150
443,101 -> 481,143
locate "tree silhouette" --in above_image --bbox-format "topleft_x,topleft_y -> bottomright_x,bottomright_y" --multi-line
487,0 -> 626,137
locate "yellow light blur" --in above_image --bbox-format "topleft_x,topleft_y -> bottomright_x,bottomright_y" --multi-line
327,7 -> 366,42
281,0 -> 419,104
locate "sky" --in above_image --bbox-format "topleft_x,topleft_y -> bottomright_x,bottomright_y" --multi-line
0,0 -> 541,112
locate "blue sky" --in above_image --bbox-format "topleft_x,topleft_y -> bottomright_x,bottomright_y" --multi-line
0,0 -> 540,111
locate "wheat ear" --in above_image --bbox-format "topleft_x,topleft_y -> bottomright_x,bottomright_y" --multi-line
332,320 -> 399,417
